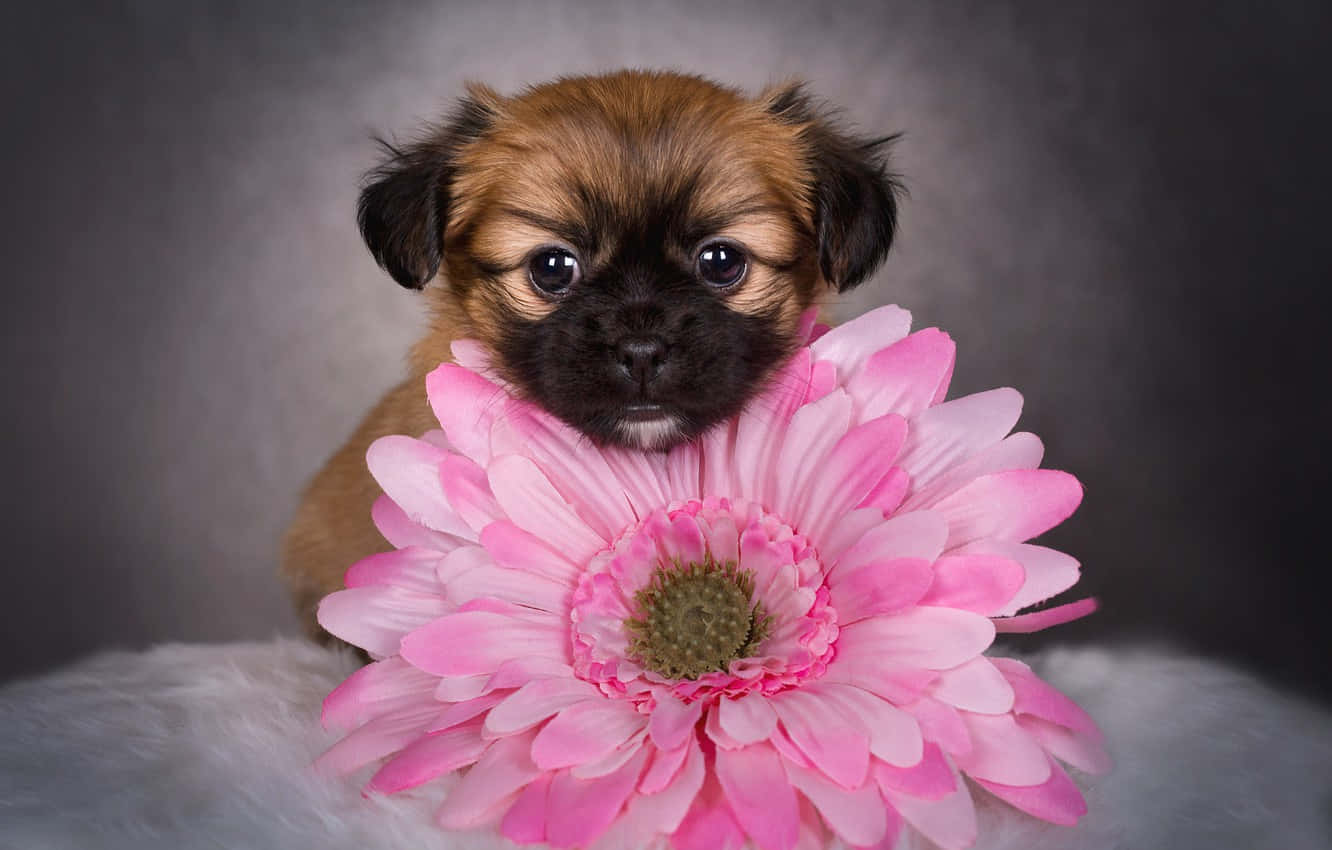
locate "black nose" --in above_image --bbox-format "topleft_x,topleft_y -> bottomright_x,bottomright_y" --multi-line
616,337 -> 667,388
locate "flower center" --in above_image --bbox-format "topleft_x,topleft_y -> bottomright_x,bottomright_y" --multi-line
624,554 -> 772,681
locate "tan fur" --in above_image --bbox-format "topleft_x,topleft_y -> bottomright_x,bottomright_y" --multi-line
281,71 -> 834,641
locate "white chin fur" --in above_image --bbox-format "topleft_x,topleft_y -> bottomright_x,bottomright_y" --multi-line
616,416 -> 682,450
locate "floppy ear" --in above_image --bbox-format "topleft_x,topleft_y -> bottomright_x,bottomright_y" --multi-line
357,93 -> 497,289
764,83 -> 902,292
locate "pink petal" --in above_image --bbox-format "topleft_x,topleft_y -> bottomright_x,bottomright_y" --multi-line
846,328 -> 956,422
372,494 -> 462,552
827,557 -> 934,623
640,740 -> 691,794
487,454 -> 606,561
931,469 -> 1083,547
919,553 -> 1026,615
809,683 -> 923,768
809,304 -> 913,376
672,772 -> 748,850
900,431 -> 1045,512
344,546 -> 442,593
314,703 -> 442,776
822,663 -> 939,706
894,388 -> 1023,493
485,678 -> 603,736
730,349 -> 811,505
717,694 -> 779,746
930,657 -> 1016,714
1018,715 -> 1112,774
714,744 -> 801,850
901,697 -> 972,756
425,693 -> 505,734
365,435 -> 472,538
873,742 -> 957,800
856,466 -> 910,515
599,445 -> 671,518
772,689 -> 870,789
649,695 -> 704,750
546,748 -> 651,848
976,757 -> 1088,826
797,413 -> 908,542
321,655 -> 439,731
957,540 -> 1081,616
831,510 -> 949,576
953,712 -> 1051,786
479,520 -> 581,584
773,389 -> 853,519
444,560 -> 572,614
449,338 -> 492,371
365,718 -> 488,793
436,730 -> 542,829
531,699 -> 647,769
835,607 -> 995,671
439,453 -> 503,534
400,610 -> 567,676
611,735 -> 705,840
500,772 -> 552,844
993,597 -> 1099,633
785,762 -> 888,847
991,657 -> 1101,734
316,584 -> 449,659
882,761 -> 977,850
425,362 -> 506,465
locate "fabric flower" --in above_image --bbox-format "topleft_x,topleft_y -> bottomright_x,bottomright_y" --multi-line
316,305 -> 1108,850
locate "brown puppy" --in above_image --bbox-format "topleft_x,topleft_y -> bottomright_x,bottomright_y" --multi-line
281,70 -> 901,640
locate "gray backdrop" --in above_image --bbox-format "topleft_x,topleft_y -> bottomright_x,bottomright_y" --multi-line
3,1 -> 1328,701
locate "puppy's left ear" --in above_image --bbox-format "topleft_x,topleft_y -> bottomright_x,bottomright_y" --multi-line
763,83 -> 903,292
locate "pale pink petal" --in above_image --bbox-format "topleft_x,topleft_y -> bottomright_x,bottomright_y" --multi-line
672,772 -> 748,850
785,762 -> 888,847
953,712 -> 1051,786
918,553 -> 1025,615
344,546 -> 442,593
772,689 -> 870,789
573,730 -> 648,779
976,758 -> 1088,826
487,454 -> 606,560
773,389 -> 853,519
901,697 -> 972,756
717,694 -> 778,746
314,703 -> 442,776
827,557 -> 933,623
809,683 -> 923,768
615,735 -> 704,837
809,304 -> 913,376
484,678 -> 603,736
439,453 -> 503,534
856,466 -> 910,516
835,607 -> 995,671
600,446 -> 671,518
734,348 -> 812,506
649,695 -> 704,750
365,718 -> 488,794
546,748 -> 651,848
819,508 -> 889,567
449,338 -> 492,371
846,328 -> 956,422
831,510 -> 949,576
479,520 -> 581,584
882,761 -> 977,850
485,657 -> 576,693
424,693 -> 505,734
317,585 -> 449,659
372,494 -> 463,552
822,662 -> 939,706
796,413 -> 907,542
400,610 -> 567,676
873,742 -> 956,800
436,730 -> 542,829
665,439 -> 703,500
531,699 -> 647,769
991,657 -> 1101,734
1018,715 -> 1112,774
500,772 -> 552,844
895,388 -> 1023,492
931,468 -> 1083,547
640,740 -> 690,794
901,431 -> 1046,512
321,655 -> 439,732
445,560 -> 572,613
425,362 -> 507,465
715,743 -> 801,850
365,435 -> 472,538
931,657 -> 1016,714
957,540 -> 1081,616
993,597 -> 1098,633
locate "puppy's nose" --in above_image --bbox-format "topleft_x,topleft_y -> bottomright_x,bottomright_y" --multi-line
616,337 -> 667,388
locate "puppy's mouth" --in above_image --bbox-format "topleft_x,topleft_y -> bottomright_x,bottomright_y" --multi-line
613,404 -> 685,451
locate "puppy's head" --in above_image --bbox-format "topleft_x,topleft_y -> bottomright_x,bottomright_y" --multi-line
359,71 -> 900,449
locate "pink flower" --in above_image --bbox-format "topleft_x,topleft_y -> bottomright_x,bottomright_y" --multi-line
316,305 -> 1108,850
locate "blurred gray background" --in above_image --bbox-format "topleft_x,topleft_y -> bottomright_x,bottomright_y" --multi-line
2,1 -> 1328,700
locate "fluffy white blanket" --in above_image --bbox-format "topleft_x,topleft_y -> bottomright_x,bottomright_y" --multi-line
1,639 -> 1328,849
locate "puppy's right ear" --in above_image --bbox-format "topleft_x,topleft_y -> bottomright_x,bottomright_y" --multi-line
357,91 -> 498,289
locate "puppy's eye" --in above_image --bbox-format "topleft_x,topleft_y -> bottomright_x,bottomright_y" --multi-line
697,242 -> 747,288
528,248 -> 580,296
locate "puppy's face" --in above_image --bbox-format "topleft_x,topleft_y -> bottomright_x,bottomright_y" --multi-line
358,72 -> 899,449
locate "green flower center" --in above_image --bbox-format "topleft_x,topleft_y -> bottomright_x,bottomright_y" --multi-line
625,555 -> 772,680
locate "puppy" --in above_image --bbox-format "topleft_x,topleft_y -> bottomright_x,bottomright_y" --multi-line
281,70 -> 901,640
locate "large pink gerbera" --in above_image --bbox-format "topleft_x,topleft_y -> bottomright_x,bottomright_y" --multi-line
315,305 -> 1108,850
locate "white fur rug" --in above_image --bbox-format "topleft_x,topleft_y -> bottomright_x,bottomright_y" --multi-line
1,639 -> 1328,850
